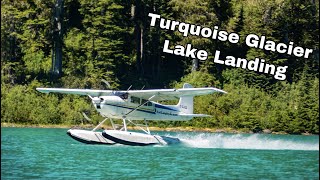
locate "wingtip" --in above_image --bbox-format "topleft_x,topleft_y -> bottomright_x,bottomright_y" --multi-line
211,87 -> 227,94
218,90 -> 227,94
36,87 -> 49,93
221,90 -> 228,94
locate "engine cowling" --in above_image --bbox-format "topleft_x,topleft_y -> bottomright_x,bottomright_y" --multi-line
91,97 -> 102,104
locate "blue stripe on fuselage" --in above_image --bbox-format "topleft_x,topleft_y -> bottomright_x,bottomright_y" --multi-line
103,103 -> 156,114
154,104 -> 178,111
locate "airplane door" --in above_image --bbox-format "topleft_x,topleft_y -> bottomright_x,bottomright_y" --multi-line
120,95 -> 130,115
150,102 -> 155,112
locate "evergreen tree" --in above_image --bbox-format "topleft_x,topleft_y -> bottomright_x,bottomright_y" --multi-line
63,0 -> 130,89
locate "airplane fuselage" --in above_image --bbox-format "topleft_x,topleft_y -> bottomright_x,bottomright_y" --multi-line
92,95 -> 192,121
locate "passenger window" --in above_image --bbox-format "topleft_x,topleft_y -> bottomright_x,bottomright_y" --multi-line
131,96 -> 140,104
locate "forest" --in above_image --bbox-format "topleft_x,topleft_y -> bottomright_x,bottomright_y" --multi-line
1,0 -> 319,134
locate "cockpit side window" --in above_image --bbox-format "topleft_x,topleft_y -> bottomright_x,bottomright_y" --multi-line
142,99 -> 152,106
130,97 -> 152,106
141,99 -> 148,105
131,96 -> 140,104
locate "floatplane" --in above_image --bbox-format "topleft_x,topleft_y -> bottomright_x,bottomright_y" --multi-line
36,83 -> 226,146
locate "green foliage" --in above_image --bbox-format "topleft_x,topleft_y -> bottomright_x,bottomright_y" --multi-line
1,82 -> 59,124
1,80 -> 98,125
171,70 -> 219,88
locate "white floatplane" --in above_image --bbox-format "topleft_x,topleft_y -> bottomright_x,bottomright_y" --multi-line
36,83 -> 226,146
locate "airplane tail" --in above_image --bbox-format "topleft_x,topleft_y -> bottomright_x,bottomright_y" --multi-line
177,83 -> 194,114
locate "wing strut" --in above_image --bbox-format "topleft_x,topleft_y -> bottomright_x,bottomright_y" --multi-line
92,118 -> 122,131
119,95 -> 156,134
92,117 -> 109,131
126,119 -> 150,134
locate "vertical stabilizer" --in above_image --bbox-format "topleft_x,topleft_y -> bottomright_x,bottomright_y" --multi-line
177,83 -> 193,114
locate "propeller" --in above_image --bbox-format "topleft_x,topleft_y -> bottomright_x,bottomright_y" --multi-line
87,79 -> 108,103
101,79 -> 111,89
82,112 -> 92,121
98,78 -> 112,97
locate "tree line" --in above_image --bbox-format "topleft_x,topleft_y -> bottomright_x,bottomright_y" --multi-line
1,0 -> 319,134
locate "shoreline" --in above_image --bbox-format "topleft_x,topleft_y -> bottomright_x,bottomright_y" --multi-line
1,122 -> 315,135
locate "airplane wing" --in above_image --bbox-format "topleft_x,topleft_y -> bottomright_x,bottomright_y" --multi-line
36,88 -> 114,97
127,87 -> 227,101
36,87 -> 226,101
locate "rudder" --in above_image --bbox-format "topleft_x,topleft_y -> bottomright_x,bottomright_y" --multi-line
177,83 -> 193,114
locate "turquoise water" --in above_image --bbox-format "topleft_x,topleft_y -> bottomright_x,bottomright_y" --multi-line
1,127 -> 319,179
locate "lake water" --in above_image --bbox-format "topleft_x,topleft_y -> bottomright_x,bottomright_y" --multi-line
1,127 -> 319,179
